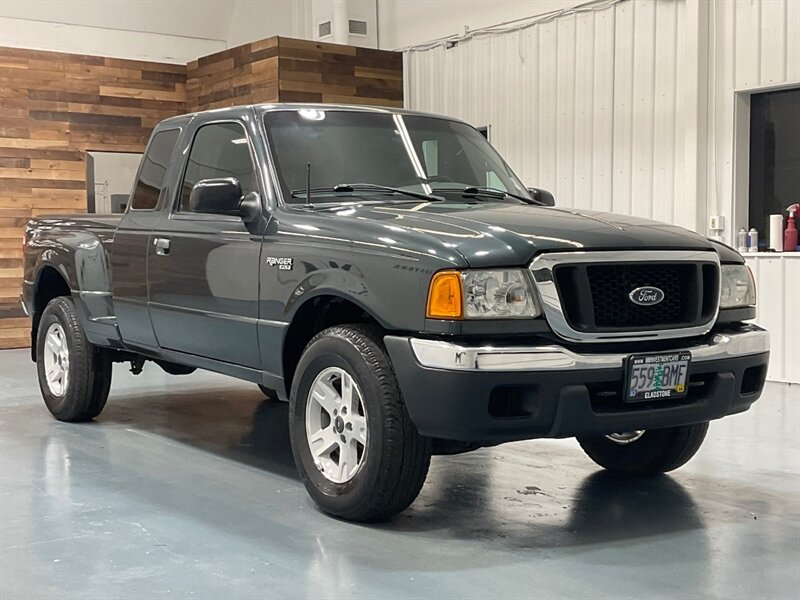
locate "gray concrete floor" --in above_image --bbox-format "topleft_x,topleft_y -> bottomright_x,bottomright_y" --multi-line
1,348 -> 798,600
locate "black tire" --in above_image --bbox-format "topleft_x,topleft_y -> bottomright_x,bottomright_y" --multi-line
257,384 -> 277,399
577,422 -> 709,475
36,296 -> 112,422
289,325 -> 432,522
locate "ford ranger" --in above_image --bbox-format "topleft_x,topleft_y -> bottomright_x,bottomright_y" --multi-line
21,104 -> 769,522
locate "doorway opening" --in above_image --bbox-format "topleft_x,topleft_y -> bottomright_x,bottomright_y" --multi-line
86,151 -> 142,214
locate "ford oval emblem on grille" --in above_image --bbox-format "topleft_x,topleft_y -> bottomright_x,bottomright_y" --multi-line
629,286 -> 665,306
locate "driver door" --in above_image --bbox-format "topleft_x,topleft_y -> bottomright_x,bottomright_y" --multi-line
147,116 -> 263,368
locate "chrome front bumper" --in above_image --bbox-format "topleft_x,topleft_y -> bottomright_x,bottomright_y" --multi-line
407,327 -> 770,372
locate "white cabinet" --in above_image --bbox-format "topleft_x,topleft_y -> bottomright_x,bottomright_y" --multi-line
744,254 -> 800,383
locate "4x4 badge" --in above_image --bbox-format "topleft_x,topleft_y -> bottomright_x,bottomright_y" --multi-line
628,286 -> 665,306
265,257 -> 293,270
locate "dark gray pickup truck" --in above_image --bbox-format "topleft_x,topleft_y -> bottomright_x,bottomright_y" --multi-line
22,104 -> 769,521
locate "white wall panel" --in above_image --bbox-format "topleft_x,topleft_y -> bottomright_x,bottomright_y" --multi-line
712,0 -> 800,242
591,7 -> 616,213
0,0 -> 234,41
652,0 -> 679,224
406,0 -> 799,237
226,0 -> 301,48
406,0 -> 686,221
405,0 -> 799,383
0,17 -> 225,64
745,256 -> 800,384
378,0 -> 580,50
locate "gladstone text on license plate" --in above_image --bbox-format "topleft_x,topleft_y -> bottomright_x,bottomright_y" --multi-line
626,352 -> 691,402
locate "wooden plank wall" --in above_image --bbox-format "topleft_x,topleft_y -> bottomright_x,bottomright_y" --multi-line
186,37 -> 403,109
0,47 -> 187,348
275,37 -> 403,107
1,37 -> 403,349
186,38 -> 279,110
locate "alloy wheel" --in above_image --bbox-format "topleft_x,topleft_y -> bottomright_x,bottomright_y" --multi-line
43,322 -> 70,396
305,366 -> 368,484
605,430 -> 646,445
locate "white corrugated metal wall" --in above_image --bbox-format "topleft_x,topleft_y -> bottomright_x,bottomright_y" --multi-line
709,0 -> 800,242
405,0 -> 695,228
405,0 -> 800,383
745,256 -> 800,383
405,0 -> 800,237
715,0 -> 800,384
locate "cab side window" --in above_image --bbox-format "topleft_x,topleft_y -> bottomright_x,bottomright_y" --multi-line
179,122 -> 258,212
130,128 -> 180,210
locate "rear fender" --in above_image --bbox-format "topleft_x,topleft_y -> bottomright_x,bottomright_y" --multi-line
32,229 -> 118,347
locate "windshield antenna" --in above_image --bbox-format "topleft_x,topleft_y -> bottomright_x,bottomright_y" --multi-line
305,162 -> 312,207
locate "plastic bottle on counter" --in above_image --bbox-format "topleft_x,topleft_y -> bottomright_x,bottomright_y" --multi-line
747,228 -> 759,252
737,228 -> 748,253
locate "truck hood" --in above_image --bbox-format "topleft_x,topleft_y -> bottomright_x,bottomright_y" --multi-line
303,201 -> 737,267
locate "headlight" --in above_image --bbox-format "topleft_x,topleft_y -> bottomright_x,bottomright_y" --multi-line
426,269 -> 540,319
720,264 -> 756,308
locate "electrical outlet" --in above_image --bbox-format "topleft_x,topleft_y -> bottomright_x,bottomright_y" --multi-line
709,215 -> 725,231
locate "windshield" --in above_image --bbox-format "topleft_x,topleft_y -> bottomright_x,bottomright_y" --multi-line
263,109 -> 531,203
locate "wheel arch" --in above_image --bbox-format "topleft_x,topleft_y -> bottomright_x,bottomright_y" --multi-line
280,293 -> 386,400
31,264 -> 73,359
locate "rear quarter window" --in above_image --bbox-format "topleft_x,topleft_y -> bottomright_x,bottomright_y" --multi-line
129,128 -> 180,210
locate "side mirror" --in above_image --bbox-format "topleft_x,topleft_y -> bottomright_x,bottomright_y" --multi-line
190,178 -> 242,215
527,187 -> 555,207
189,178 -> 261,221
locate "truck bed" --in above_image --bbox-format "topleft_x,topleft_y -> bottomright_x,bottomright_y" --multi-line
30,214 -> 123,231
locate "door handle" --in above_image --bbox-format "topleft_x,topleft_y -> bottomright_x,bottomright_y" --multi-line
154,237 -> 171,256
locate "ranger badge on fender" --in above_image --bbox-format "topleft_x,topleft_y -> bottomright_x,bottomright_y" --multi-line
265,257 -> 293,270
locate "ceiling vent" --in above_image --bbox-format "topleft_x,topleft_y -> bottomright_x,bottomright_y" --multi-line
318,21 -> 332,38
348,19 -> 368,36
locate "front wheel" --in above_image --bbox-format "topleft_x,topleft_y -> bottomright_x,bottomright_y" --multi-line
36,296 -> 112,422
577,422 -> 709,475
289,325 -> 431,522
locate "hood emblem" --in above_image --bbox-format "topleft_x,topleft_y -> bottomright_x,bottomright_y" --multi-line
629,286 -> 664,306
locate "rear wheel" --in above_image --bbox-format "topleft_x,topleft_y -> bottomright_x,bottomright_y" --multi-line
289,325 -> 431,522
577,422 -> 709,475
36,297 -> 112,422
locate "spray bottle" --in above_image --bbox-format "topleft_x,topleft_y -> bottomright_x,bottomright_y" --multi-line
737,227 -> 748,253
785,204 -> 799,252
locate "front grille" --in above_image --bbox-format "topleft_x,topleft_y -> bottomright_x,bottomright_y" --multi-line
553,262 -> 719,332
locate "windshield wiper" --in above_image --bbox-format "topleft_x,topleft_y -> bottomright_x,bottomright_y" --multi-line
432,186 -> 538,205
291,183 -> 442,203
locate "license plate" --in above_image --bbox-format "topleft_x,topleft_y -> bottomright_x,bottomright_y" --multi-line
625,352 -> 691,402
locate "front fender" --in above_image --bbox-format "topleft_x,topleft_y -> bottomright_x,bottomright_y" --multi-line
283,267 -> 388,327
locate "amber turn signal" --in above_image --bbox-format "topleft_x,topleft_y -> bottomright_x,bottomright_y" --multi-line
426,271 -> 463,319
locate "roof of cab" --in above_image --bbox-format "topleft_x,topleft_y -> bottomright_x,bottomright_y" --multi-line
155,103 -> 471,128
